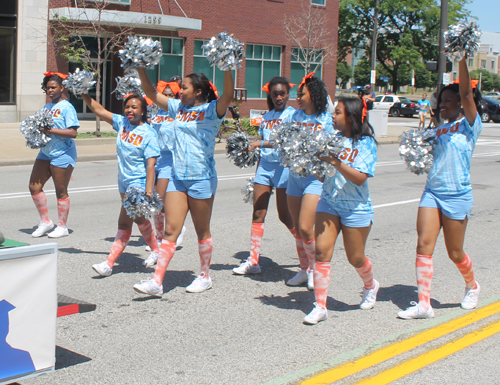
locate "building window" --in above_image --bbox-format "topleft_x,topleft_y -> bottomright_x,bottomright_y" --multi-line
492,61 -> 495,70
468,58 -> 474,67
312,0 -> 326,5
193,40 -> 236,93
245,44 -> 282,98
290,47 -> 323,98
144,37 -> 184,84
481,59 -> 486,68
0,1 -> 17,104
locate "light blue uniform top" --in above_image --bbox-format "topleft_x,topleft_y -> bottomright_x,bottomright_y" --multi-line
321,136 -> 377,214
39,100 -> 79,158
417,99 -> 431,113
150,108 -> 175,153
287,109 -> 334,133
112,114 -> 160,188
426,113 -> 482,195
167,98 -> 224,180
259,106 -> 295,163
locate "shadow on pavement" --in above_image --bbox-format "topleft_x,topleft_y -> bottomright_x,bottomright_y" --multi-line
55,346 -> 91,370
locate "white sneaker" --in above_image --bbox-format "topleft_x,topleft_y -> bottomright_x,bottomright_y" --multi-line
303,303 -> 327,325
186,275 -> 212,293
47,225 -> 69,238
145,239 -> 160,252
32,220 -> 54,238
461,282 -> 480,310
176,226 -> 186,246
92,261 -> 112,277
133,277 -> 163,297
397,301 -> 434,319
232,257 -> 261,275
143,251 -> 159,268
307,270 -> 314,291
360,279 -> 380,310
286,269 -> 308,286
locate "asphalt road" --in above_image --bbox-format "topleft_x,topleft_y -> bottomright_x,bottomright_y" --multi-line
2,122 -> 500,385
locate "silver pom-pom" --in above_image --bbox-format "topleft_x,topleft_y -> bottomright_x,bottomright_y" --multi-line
63,68 -> 96,97
20,111 -> 53,149
443,19 -> 481,61
202,32 -> 245,71
118,36 -> 163,69
399,129 -> 438,175
270,122 -> 345,178
226,132 -> 260,168
112,72 -> 144,100
241,178 -> 255,204
148,103 -> 160,117
122,186 -> 163,219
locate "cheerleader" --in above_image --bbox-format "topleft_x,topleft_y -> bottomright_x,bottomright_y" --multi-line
143,80 -> 186,266
398,57 -> 483,319
80,93 -> 161,277
133,68 -> 234,296
285,72 -> 334,290
303,97 -> 379,325
29,72 -> 79,238
233,77 -> 295,275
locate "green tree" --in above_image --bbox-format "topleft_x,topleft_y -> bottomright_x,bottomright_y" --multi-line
339,0 -> 470,92
353,60 -> 371,86
336,62 -> 353,88
470,69 -> 500,92
414,61 -> 434,89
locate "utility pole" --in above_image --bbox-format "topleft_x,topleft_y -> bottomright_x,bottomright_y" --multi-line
370,0 -> 380,91
437,0 -> 449,94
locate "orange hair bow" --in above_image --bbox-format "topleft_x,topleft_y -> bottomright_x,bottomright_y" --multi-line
44,71 -> 68,80
299,72 -> 316,89
157,80 -> 180,96
261,82 -> 297,94
123,93 -> 154,107
209,81 -> 219,99
452,78 -> 479,89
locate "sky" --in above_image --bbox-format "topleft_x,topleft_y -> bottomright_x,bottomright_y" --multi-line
465,0 -> 500,33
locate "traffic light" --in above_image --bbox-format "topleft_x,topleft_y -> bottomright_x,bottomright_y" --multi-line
426,60 -> 453,72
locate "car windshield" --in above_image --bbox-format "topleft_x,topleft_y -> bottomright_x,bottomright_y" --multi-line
399,97 -> 411,103
375,96 -> 383,102
484,98 -> 500,105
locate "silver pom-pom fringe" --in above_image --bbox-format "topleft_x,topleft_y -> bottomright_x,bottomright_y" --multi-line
112,72 -> 144,100
63,68 -> 96,97
241,178 -> 255,204
202,32 -> 245,71
118,36 -> 163,69
399,129 -> 438,175
226,132 -> 260,168
122,186 -> 163,219
20,111 -> 53,149
443,19 -> 481,61
269,122 -> 345,178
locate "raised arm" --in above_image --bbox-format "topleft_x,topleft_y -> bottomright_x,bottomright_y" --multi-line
137,68 -> 169,111
458,57 -> 477,126
216,71 -> 234,118
81,94 -> 114,125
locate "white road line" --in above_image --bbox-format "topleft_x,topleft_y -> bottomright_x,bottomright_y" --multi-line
373,198 -> 420,209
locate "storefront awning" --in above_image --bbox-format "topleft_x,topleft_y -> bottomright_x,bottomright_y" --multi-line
49,7 -> 202,31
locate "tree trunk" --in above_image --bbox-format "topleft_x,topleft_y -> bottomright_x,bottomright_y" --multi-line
95,69 -> 101,137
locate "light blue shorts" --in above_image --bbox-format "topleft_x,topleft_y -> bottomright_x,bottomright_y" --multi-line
156,151 -> 173,180
167,176 -> 218,199
118,178 -> 146,194
316,199 -> 374,228
286,174 -> 323,197
254,161 -> 289,189
419,189 -> 473,220
36,146 -> 77,168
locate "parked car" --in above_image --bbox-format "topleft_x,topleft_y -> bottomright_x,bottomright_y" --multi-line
483,91 -> 500,100
372,95 -> 417,117
480,98 -> 500,123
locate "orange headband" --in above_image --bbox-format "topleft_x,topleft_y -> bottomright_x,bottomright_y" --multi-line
44,71 -> 68,80
453,78 -> 479,89
209,81 -> 219,99
261,82 -> 297,94
123,93 -> 154,107
299,72 -> 316,89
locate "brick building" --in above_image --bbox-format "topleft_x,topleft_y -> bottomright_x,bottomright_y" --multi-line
1,0 -> 339,121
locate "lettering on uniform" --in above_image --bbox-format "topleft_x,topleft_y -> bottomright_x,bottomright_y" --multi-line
338,148 -> 359,162
263,119 -> 282,130
44,109 -> 61,118
121,130 -> 144,147
436,122 -> 460,137
292,120 -> 323,131
176,110 -> 205,122
152,115 -> 174,124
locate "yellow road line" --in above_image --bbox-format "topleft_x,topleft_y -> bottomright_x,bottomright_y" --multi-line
300,301 -> 500,385
354,318 -> 500,384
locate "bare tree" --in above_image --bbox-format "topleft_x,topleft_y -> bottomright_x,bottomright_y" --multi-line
283,0 -> 336,74
50,0 -> 136,135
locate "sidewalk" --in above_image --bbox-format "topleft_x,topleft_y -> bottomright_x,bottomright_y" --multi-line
0,119 -> 409,166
